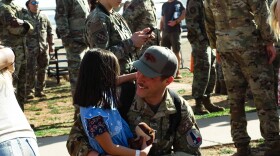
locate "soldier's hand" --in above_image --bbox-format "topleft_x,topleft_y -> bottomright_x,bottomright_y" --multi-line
266,43 -> 276,64
130,31 -> 150,48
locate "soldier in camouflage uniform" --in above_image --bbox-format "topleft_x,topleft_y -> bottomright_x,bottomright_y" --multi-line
0,0 -> 33,111
55,0 -> 89,120
185,0 -> 225,115
66,46 -> 202,156
25,0 -> 54,99
204,0 -> 280,155
84,1 -> 151,121
122,0 -> 159,56
55,0 -> 89,97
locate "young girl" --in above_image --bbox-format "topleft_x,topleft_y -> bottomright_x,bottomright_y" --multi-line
74,48 -> 151,156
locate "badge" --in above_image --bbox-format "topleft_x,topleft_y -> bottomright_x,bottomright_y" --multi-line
186,128 -> 202,147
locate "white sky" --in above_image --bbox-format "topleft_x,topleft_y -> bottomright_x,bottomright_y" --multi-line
13,0 -> 56,9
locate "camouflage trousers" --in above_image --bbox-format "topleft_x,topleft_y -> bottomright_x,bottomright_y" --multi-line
219,46 -> 280,148
13,46 -> 27,111
26,47 -> 49,95
191,42 -> 215,99
64,42 -> 87,97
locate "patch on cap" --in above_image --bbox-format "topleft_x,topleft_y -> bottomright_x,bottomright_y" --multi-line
186,128 -> 202,147
132,46 -> 178,78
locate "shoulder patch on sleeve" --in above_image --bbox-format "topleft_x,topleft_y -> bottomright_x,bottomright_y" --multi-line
90,20 -> 108,45
186,127 -> 202,147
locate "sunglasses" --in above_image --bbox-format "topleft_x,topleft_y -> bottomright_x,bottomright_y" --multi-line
31,1 -> 39,5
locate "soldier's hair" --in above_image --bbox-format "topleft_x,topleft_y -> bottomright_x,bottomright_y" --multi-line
74,48 -> 120,109
269,0 -> 280,41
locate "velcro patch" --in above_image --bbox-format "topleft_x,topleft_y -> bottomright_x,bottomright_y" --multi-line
186,128 -> 202,147
94,29 -> 107,44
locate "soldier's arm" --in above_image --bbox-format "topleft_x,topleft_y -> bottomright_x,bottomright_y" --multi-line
85,17 -> 142,59
122,0 -> 142,32
249,0 -> 275,44
173,98 -> 202,155
66,115 -> 99,156
45,15 -> 54,53
55,0 -> 71,42
203,0 -> 217,49
0,7 -> 33,36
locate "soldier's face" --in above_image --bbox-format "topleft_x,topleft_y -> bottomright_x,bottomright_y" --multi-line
108,0 -> 122,8
28,0 -> 39,13
135,71 -> 169,102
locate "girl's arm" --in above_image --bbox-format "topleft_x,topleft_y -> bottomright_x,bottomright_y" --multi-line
95,131 -> 151,156
116,72 -> 136,85
0,46 -> 14,71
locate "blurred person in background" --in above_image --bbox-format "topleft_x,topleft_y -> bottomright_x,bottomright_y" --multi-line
123,0 -> 160,56
185,0 -> 225,115
0,0 -> 33,111
0,46 -> 40,156
204,0 -> 280,155
25,0 -> 54,99
160,0 -> 186,79
55,0 -> 90,120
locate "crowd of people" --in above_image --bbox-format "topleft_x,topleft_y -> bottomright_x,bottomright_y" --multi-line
1,0 -> 280,155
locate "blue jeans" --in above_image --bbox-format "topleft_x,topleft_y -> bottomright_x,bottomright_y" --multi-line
0,137 -> 40,156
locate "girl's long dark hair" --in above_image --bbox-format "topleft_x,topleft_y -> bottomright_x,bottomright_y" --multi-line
74,48 -> 120,109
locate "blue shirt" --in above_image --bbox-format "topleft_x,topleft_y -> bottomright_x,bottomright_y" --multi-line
80,106 -> 133,154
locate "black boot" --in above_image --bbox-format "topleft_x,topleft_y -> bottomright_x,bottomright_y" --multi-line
219,80 -> 227,95
203,96 -> 225,112
194,99 -> 209,115
232,146 -> 251,156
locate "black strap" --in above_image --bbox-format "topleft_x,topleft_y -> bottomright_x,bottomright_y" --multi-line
165,89 -> 182,139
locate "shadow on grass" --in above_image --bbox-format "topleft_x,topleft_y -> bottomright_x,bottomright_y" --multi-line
26,95 -> 71,104
35,121 -> 73,131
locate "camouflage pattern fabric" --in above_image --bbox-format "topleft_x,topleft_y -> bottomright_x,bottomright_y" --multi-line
84,3 -> 138,74
0,0 -> 33,111
123,0 -> 159,55
66,90 -> 202,156
185,0 -> 215,99
67,115 -> 97,156
204,0 -> 280,148
25,11 -> 53,95
127,91 -> 201,156
55,0 -> 89,96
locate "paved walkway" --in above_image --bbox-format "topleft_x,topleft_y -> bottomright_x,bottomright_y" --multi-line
37,82 -> 280,155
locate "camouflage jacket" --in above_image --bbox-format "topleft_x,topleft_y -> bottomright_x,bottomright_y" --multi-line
127,90 -> 201,155
55,0 -> 89,44
123,0 -> 159,55
204,0 -> 275,52
25,11 -> 53,52
84,3 -> 139,74
185,0 -> 209,44
0,0 -> 33,47
66,90 -> 201,156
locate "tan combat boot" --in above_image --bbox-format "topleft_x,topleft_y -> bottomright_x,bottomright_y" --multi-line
232,146 -> 251,156
194,99 -> 210,115
202,96 -> 225,112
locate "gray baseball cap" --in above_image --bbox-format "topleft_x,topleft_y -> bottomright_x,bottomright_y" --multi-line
133,46 -> 178,78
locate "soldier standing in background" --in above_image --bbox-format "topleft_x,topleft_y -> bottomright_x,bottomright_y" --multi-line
185,0 -> 224,115
25,0 -> 54,99
0,0 -> 33,111
204,0 -> 280,155
123,0 -> 159,56
55,0 -> 89,120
